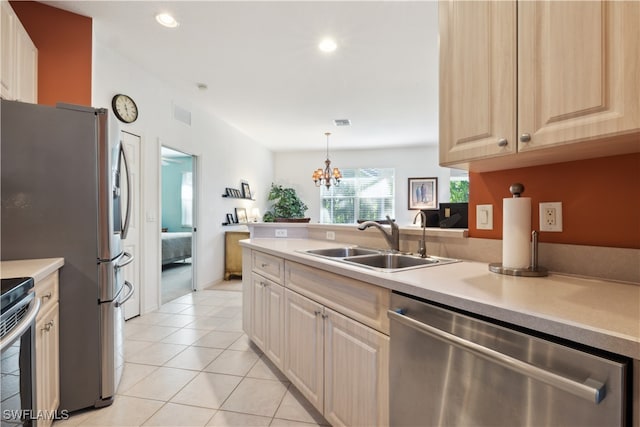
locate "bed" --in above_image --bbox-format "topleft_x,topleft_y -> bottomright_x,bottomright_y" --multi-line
161,232 -> 192,265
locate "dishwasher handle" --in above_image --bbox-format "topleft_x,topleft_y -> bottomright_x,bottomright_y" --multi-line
388,309 -> 607,404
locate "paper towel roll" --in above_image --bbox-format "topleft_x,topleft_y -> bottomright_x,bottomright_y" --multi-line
502,197 -> 531,269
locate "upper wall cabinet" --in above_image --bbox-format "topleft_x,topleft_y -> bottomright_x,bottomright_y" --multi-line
1,0 -> 37,103
439,1 -> 640,171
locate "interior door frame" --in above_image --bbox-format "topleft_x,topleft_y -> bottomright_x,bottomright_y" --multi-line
159,144 -> 198,306
121,130 -> 142,320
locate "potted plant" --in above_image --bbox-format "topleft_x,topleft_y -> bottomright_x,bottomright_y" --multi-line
263,183 -> 310,222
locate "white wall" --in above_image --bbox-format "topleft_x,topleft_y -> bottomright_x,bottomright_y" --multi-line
273,145 -> 452,226
92,42 -> 273,314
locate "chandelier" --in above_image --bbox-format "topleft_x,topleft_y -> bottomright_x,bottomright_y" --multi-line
312,132 -> 342,189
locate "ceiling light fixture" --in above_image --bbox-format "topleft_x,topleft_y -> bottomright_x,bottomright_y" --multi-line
155,13 -> 179,28
318,38 -> 337,53
312,132 -> 342,189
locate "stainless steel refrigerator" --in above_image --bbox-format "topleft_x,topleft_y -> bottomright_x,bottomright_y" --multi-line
1,99 -> 135,412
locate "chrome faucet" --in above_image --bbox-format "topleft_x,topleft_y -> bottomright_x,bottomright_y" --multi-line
357,215 -> 400,252
413,211 -> 428,258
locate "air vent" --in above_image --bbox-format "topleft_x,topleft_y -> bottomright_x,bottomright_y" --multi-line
333,119 -> 351,127
173,104 -> 192,126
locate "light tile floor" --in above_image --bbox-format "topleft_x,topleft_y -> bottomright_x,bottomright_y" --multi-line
54,283 -> 329,427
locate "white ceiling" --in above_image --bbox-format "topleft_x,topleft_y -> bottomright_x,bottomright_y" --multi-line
43,1 -> 439,152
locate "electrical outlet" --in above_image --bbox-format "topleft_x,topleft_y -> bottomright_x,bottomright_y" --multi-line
326,231 -> 336,240
539,202 -> 563,232
275,229 -> 288,238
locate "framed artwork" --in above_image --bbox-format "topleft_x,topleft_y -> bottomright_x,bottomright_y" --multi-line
235,207 -> 248,223
225,187 -> 233,197
408,177 -> 438,210
226,213 -> 234,224
242,182 -> 252,199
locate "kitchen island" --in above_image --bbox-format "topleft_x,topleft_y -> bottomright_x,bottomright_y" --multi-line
241,237 -> 639,427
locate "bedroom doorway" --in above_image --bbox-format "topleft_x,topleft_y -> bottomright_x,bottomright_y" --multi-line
160,146 -> 197,304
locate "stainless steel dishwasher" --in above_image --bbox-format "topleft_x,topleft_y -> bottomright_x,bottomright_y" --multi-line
388,292 -> 630,427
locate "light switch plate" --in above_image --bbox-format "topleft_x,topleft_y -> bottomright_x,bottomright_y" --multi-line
275,229 -> 288,238
476,204 -> 493,230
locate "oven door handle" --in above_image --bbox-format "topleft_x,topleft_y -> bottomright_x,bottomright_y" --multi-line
388,310 -> 607,404
1,298 -> 41,352
115,281 -> 135,307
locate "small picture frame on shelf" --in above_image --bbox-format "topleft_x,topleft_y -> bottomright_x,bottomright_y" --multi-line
225,188 -> 233,197
408,177 -> 438,210
234,189 -> 241,198
226,213 -> 234,224
235,208 -> 248,223
242,182 -> 252,199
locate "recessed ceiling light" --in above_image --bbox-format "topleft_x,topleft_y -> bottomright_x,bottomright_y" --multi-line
155,13 -> 179,28
318,38 -> 337,53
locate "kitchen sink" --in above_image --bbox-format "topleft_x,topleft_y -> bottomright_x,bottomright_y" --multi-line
343,253 -> 458,271
305,247 -> 380,258
302,247 -> 459,272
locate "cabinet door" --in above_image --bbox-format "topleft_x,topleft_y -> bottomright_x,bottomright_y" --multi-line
249,273 -> 267,351
264,281 -> 284,369
518,1 -> 640,151
36,302 -> 60,427
241,248 -> 253,336
283,289 -> 324,412
15,18 -> 36,103
1,0 -> 16,100
439,0 -> 516,165
324,308 -> 390,427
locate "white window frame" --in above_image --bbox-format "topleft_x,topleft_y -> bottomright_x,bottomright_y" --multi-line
320,168 -> 395,224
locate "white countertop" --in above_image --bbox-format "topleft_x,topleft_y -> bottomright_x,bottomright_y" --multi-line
241,238 -> 640,360
1,258 -> 64,282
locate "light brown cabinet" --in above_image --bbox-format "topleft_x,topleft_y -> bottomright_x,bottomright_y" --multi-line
0,0 -> 37,103
283,289 -> 389,427
439,0 -> 640,171
243,249 -> 390,426
34,271 -> 60,427
224,231 -> 249,280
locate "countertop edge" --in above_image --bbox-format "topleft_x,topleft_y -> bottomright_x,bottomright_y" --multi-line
1,258 -> 65,282
240,239 -> 640,360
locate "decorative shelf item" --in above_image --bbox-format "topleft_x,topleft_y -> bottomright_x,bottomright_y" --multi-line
222,184 -> 254,200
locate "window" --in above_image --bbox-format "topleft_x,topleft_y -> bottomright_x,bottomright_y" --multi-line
449,174 -> 469,203
181,171 -> 193,226
320,168 -> 395,223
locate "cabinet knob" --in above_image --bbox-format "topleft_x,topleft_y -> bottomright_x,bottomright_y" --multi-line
497,138 -> 508,147
520,133 -> 531,143
41,292 -> 52,301
261,263 -> 268,268
313,310 -> 321,316
42,320 -> 54,332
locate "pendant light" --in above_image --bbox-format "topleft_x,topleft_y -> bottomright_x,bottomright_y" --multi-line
312,132 -> 342,189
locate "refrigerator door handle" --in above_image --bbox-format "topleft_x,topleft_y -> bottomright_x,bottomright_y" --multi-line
119,144 -> 132,239
114,281 -> 134,307
115,252 -> 134,270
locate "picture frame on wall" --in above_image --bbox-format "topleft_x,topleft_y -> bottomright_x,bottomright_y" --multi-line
241,182 -> 252,199
408,177 -> 438,210
226,213 -> 234,224
235,207 -> 248,223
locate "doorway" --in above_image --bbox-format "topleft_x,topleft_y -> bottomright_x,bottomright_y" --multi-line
160,146 -> 197,304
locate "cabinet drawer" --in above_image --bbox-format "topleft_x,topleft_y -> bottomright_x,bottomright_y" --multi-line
252,251 -> 284,284
285,261 -> 390,334
35,272 -> 59,321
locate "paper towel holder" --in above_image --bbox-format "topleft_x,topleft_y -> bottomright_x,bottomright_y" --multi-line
489,230 -> 548,277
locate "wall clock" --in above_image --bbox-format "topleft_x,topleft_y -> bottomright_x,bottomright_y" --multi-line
111,94 -> 138,123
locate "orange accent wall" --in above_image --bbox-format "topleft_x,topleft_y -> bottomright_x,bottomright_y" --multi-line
10,1 -> 91,106
469,153 -> 640,249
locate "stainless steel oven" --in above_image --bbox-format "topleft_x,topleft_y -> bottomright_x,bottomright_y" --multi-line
389,292 -> 631,427
1,278 -> 40,427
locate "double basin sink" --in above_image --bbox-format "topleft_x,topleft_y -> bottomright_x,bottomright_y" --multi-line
301,246 -> 459,272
